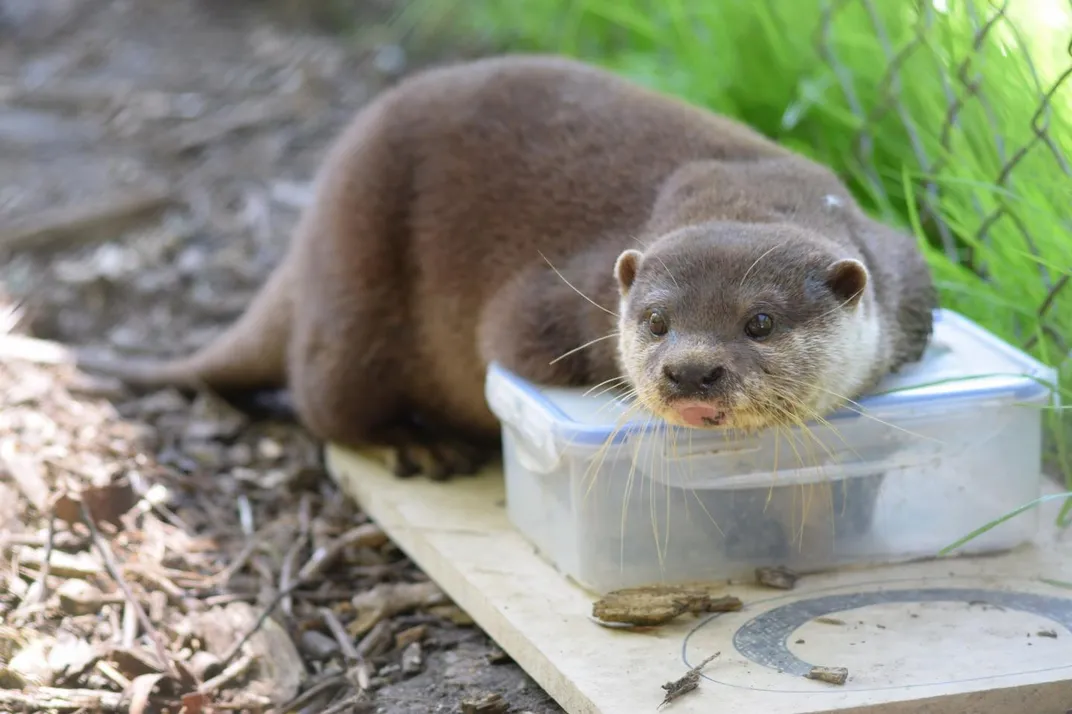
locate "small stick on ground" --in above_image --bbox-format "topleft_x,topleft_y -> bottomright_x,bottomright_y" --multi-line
204,537 -> 259,588
122,599 -> 138,647
95,660 -> 133,690
16,504 -> 57,613
0,687 -> 125,711
280,494 -> 312,617
80,499 -> 180,680
296,523 -> 387,581
805,666 -> 849,686
198,652 -> 255,695
217,577 -> 303,668
37,507 -> 57,601
658,652 -> 720,708
0,185 -> 175,252
320,606 -> 360,661
278,673 -> 347,713
219,522 -> 387,669
815,616 -> 846,626
320,694 -> 373,714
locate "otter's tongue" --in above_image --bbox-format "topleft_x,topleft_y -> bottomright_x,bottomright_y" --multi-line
675,404 -> 725,428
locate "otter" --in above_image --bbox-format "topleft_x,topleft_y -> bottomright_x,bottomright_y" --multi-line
78,54 -> 937,479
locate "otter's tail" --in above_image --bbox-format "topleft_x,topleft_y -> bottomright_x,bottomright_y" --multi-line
77,256 -> 294,393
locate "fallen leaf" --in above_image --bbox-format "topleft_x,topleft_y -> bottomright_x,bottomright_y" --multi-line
54,477 -> 137,529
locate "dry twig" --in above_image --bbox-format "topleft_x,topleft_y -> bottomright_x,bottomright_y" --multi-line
80,499 -> 180,680
0,186 -> 174,251
14,504 -> 57,615
805,666 -> 849,686
0,687 -> 124,711
321,606 -> 360,661
219,523 -> 388,668
659,653 -> 720,708
278,673 -> 348,713
198,652 -> 255,695
280,494 -> 312,617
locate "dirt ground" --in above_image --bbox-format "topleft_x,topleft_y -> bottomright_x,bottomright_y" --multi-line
0,0 -> 564,711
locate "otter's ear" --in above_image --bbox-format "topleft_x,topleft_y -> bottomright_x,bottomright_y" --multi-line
826,258 -> 868,308
615,249 -> 643,295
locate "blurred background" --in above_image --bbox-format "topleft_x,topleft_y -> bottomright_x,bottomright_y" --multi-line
0,1 -> 1069,710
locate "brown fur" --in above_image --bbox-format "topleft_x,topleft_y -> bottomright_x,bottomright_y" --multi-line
80,54 -> 937,477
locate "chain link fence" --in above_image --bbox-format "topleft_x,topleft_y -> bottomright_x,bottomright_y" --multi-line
812,0 -> 1071,360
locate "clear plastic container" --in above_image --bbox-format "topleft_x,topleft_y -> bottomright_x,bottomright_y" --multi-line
484,309 -> 1057,594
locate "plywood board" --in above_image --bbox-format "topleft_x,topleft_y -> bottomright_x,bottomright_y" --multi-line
325,444 -> 1072,714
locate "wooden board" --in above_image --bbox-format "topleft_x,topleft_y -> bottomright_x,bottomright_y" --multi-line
325,445 -> 1072,714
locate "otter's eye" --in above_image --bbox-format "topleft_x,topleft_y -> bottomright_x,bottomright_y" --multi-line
745,313 -> 774,339
646,309 -> 669,337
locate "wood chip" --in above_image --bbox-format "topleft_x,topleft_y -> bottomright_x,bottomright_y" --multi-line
805,665 -> 849,686
755,565 -> 799,590
1,440 -> 50,512
592,586 -> 743,627
17,546 -> 102,578
428,603 -> 474,626
400,641 -> 422,675
394,624 -> 427,650
300,630 -> 341,661
56,579 -> 104,615
109,646 -> 167,678
461,692 -> 509,714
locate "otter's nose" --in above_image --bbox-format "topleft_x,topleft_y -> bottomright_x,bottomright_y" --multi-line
663,362 -> 726,395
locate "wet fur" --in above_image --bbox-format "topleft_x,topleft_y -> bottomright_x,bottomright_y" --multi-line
78,54 -> 937,477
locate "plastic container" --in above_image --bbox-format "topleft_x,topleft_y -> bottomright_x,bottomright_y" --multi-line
484,309 -> 1057,594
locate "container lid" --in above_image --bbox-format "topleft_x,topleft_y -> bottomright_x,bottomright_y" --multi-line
484,309 -> 1057,448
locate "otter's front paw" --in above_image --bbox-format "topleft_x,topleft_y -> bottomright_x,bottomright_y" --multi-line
378,419 -> 493,481
388,439 -> 490,481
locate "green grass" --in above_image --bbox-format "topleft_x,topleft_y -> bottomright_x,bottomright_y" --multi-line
392,0 -> 1072,537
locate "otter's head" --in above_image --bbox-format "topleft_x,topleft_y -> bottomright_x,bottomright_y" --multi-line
614,224 -> 874,432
